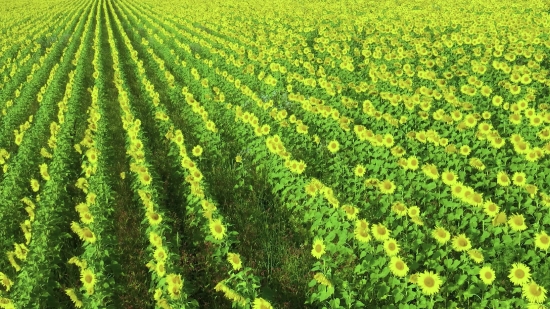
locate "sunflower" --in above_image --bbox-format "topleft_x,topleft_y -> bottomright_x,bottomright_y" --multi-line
227,252 -> 242,271
468,249 -> 484,263
442,171 -> 458,186
406,156 -> 419,170
30,179 -> 39,192
371,223 -> 391,241
342,204 -> 359,220
391,201 -> 408,216
149,232 -> 163,248
389,256 -> 409,277
496,171 -> 511,186
417,271 -> 442,295
252,297 -> 273,309
80,268 -> 96,293
138,172 -> 152,186
354,164 -> 366,177
354,224 -> 371,243
378,179 -> 396,194
512,172 -> 527,187
79,228 -> 96,244
534,231 -> 550,250
156,261 -> 166,277
313,272 -> 332,287
508,214 -> 527,231
65,288 -> 83,308
422,163 -> 439,180
432,227 -> 451,244
309,237 -> 328,260
522,281 -> 547,304
192,145 -> 203,157
459,145 -> 471,156
407,206 -> 420,218
384,238 -> 400,256
479,266 -> 496,285
80,212 -> 93,224
209,219 -> 226,240
452,234 -> 472,252
483,200 -> 500,217
327,140 -> 340,153
450,182 -> 465,199
153,247 -> 167,262
509,263 -> 531,286
147,212 -> 162,226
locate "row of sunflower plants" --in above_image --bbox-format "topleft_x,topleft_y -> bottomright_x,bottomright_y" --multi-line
1,1 -> 96,307
102,2 -> 196,308
114,5 -> 357,307
0,0 -> 79,92
0,0 -> 93,270
110,2 -> 267,307
0,0 -> 90,122
64,2 -> 120,307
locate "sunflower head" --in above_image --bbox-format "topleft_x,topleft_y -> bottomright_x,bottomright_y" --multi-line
479,266 -> 496,285
508,262 -> 531,286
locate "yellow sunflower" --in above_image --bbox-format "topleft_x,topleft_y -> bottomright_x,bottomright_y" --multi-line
508,214 -> 527,232
378,179 -> 396,194
80,268 -> 96,294
451,234 -> 472,252
192,145 -> 203,157
209,219 -> 226,240
432,227 -> 451,244
147,211 -> 162,226
371,223 -> 391,241
311,238 -> 326,259
522,281 -> 547,304
483,200 -> 500,217
383,238 -> 400,256
407,206 -> 421,218
252,298 -> 273,309
417,271 -> 442,295
30,179 -> 40,192
534,231 -> 550,250
354,164 -> 366,177
342,204 -> 359,220
227,253 -> 242,271
389,256 -> 409,277
327,140 -> 340,153
467,249 -> 484,263
496,171 -> 511,186
391,201 -> 408,216
406,156 -> 419,170
442,171 -> 458,186
509,263 -> 531,286
479,266 -> 496,285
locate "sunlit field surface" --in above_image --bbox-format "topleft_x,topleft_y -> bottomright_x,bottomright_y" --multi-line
1,0 -> 550,308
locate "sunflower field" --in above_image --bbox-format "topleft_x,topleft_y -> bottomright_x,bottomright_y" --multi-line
1,0 -> 550,308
